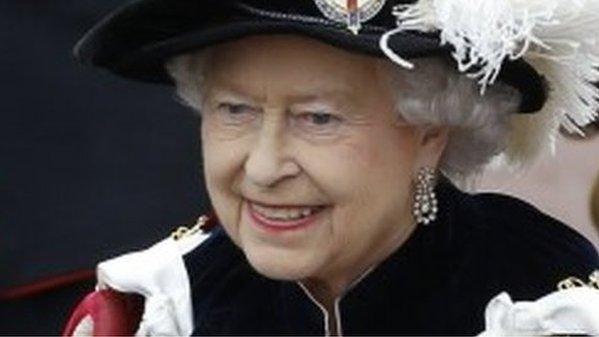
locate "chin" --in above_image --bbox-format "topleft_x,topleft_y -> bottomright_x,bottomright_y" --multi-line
244,248 -> 319,281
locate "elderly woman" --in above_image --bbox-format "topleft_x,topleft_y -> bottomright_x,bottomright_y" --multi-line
64,0 -> 599,336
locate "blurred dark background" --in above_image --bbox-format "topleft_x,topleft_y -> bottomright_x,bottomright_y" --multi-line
0,1 -> 209,334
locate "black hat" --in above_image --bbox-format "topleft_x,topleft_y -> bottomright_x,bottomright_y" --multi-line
75,0 -> 549,113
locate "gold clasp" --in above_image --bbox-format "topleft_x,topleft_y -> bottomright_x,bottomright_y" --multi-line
171,215 -> 209,241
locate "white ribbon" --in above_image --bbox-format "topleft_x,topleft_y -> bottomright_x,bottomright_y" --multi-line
95,230 -> 210,336
479,287 -> 599,336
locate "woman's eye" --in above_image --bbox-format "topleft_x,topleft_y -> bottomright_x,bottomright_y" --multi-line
301,112 -> 340,125
293,111 -> 343,136
214,102 -> 259,125
310,113 -> 334,125
218,103 -> 253,115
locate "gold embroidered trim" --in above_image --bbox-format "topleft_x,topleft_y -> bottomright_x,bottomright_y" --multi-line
557,270 -> 599,291
171,215 -> 209,241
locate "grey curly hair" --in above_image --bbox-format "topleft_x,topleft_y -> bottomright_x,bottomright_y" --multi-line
165,48 -> 522,188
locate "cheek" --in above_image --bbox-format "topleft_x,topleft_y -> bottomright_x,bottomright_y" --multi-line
202,120 -> 252,179
365,128 -> 417,212
201,127 -> 248,236
302,127 -> 417,241
304,127 -> 416,203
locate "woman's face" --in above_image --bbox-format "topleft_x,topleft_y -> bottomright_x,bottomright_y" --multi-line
200,35 -> 439,291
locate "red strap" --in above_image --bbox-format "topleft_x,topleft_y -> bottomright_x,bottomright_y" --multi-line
0,270 -> 95,301
62,290 -> 144,336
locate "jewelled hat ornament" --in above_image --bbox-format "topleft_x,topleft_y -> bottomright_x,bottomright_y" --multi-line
314,0 -> 387,34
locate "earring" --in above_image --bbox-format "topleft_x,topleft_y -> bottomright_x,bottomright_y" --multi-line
413,167 -> 438,225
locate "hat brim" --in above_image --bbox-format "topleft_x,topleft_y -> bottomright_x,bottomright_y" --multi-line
75,0 -> 547,113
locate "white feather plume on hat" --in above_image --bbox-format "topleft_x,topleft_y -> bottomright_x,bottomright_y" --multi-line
380,0 -> 599,165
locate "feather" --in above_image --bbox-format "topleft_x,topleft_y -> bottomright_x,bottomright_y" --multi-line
380,0 -> 599,165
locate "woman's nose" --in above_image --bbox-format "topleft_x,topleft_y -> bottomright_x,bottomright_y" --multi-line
243,124 -> 301,188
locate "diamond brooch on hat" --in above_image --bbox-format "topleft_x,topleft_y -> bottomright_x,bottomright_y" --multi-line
314,0 -> 386,34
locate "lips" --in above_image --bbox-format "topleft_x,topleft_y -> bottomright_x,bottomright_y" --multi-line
247,201 -> 326,232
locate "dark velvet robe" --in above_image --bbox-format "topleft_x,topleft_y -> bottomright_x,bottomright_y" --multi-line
183,178 -> 599,335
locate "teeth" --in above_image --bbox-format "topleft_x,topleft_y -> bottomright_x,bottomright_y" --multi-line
252,203 -> 320,221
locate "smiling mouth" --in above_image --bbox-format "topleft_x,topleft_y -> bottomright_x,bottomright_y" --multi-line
246,200 -> 327,231
250,202 -> 325,220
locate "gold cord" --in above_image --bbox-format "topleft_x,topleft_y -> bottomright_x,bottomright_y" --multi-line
557,270 -> 599,291
171,215 -> 209,241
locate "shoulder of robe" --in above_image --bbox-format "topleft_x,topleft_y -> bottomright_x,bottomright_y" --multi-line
450,191 -> 599,298
63,215 -> 219,336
